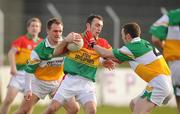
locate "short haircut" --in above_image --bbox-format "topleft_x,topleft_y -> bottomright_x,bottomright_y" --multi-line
122,23 -> 141,38
47,18 -> 63,30
86,14 -> 103,25
27,17 -> 42,27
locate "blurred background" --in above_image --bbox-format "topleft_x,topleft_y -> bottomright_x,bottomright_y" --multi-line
0,0 -> 180,53
0,0 -> 180,113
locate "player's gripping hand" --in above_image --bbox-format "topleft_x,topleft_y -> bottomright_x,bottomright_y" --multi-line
85,31 -> 96,48
24,90 -> 32,101
102,59 -> 115,71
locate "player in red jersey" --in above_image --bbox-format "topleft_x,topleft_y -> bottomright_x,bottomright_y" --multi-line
0,17 -> 42,114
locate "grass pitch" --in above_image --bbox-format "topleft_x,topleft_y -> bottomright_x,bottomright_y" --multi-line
9,105 -> 177,114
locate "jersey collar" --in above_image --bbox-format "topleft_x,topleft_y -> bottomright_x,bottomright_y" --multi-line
131,37 -> 141,43
45,38 -> 56,48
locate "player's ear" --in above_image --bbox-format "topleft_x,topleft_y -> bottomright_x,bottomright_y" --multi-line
46,28 -> 50,34
126,34 -> 132,39
86,23 -> 91,31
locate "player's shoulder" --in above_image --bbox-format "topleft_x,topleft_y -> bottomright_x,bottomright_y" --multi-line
35,39 -> 46,49
15,35 -> 27,40
97,37 -> 109,44
33,40 -> 46,56
97,37 -> 111,48
97,37 -> 108,41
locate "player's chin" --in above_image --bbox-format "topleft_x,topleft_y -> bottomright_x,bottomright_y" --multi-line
95,32 -> 100,37
55,37 -> 60,41
95,34 -> 99,38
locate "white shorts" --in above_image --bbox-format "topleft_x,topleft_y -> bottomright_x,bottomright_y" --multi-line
31,76 -> 60,99
53,74 -> 96,105
168,60 -> 180,96
8,71 -> 26,92
139,75 -> 173,106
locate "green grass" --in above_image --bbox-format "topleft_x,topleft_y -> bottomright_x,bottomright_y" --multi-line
8,105 -> 178,114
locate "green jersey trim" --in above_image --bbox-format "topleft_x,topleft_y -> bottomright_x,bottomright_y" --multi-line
24,40 -> 54,73
149,26 -> 167,40
64,57 -> 97,82
113,38 -> 153,62
16,64 -> 27,71
141,90 -> 152,102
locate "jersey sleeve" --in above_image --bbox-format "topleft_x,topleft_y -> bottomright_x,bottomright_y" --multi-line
11,37 -> 23,51
97,38 -> 112,49
112,46 -> 134,62
24,50 -> 41,74
168,8 -> 180,25
104,40 -> 112,49
149,15 -> 168,40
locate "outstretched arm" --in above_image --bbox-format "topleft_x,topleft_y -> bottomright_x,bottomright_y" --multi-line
94,45 -> 114,58
94,45 -> 122,64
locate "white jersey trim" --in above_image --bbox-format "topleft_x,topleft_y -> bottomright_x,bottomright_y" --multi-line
119,46 -> 135,59
30,50 -> 40,60
154,15 -> 169,26
167,26 -> 180,40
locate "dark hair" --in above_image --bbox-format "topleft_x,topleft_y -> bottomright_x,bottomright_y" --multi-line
47,18 -> 63,30
86,14 -> 103,25
122,22 -> 141,38
27,17 -> 41,27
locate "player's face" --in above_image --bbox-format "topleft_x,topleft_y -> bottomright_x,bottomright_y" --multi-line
89,18 -> 103,39
121,29 -> 132,44
121,28 -> 128,44
47,23 -> 63,44
27,21 -> 41,37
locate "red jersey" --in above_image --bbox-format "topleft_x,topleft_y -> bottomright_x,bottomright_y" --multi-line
11,35 -> 43,70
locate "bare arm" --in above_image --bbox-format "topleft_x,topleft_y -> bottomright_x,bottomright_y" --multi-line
8,47 -> 18,75
53,38 -> 69,56
93,45 -> 116,59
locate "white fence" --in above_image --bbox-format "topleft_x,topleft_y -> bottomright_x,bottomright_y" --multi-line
0,66 -> 176,106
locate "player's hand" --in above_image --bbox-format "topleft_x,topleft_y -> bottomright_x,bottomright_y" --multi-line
10,67 -> 17,76
24,90 -> 32,101
64,32 -> 82,43
102,59 -> 115,71
85,31 -> 96,48
50,88 -> 58,98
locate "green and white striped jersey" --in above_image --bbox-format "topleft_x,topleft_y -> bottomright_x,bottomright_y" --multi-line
113,37 -> 170,82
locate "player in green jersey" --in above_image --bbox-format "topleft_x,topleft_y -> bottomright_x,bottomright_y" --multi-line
88,22 -> 173,114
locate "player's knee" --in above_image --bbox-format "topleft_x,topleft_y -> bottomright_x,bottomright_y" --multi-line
85,107 -> 96,114
67,105 -> 80,114
84,102 -> 96,114
129,100 -> 135,112
3,98 -> 13,105
46,106 -> 58,113
15,106 -> 32,114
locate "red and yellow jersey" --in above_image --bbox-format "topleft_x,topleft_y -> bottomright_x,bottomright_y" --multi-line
12,35 -> 43,70
64,33 -> 112,82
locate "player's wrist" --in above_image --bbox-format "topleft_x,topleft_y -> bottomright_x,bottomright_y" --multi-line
90,42 -> 97,48
63,38 -> 68,43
